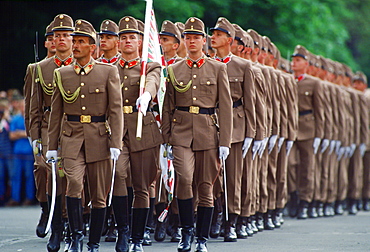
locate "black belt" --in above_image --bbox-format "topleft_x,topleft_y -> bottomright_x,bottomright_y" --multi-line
299,110 -> 313,116
122,105 -> 152,114
233,99 -> 242,108
67,115 -> 106,123
44,106 -> 51,112
176,106 -> 215,115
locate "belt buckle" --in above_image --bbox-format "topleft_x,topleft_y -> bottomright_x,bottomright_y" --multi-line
123,106 -> 133,114
189,106 -> 199,114
80,115 -> 91,123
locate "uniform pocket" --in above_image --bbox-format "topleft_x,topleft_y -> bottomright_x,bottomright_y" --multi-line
229,76 -> 243,96
88,85 -> 106,103
200,77 -> 217,96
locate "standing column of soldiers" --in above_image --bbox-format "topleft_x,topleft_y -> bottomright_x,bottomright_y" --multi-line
24,13 -> 370,252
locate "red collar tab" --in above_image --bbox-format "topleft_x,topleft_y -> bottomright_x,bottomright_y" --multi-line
186,56 -> 206,68
101,55 -> 119,64
119,57 -> 140,69
215,55 -> 232,64
74,60 -> 95,75
295,74 -> 305,82
54,56 -> 73,67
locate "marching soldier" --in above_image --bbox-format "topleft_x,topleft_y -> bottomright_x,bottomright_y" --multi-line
47,19 -> 123,252
112,16 -> 162,252
162,17 -> 232,252
23,20 -> 55,240
97,20 -> 120,64
210,17 -> 256,242
289,45 -> 325,219
29,14 -> 74,251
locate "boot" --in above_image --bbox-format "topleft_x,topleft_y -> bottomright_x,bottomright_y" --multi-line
316,201 -> 324,217
288,191 -> 299,217
104,219 -> 117,242
255,212 -> 264,231
63,218 -> 72,252
36,201 -> 49,238
224,213 -> 238,242
112,196 -> 129,252
250,215 -> 258,233
348,198 -> 358,215
66,196 -> 84,252
130,208 -> 149,252
263,211 -> 275,230
177,198 -> 194,252
271,209 -> 281,228
235,216 -> 248,239
277,208 -> 284,225
83,213 -> 90,236
245,217 -> 254,237
334,201 -> 344,215
169,213 -> 181,242
209,197 -> 222,238
363,198 -> 370,211
195,206 -> 213,251
87,208 -> 106,251
297,200 -> 309,219
143,198 -> 155,245
154,202 -> 166,242
307,201 -> 318,218
323,203 -> 332,217
47,195 -> 63,252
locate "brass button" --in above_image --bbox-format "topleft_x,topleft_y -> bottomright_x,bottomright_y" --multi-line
82,106 -> 86,110
95,88 -> 99,93
63,130 -> 65,133
180,81 -> 184,85
54,83 -> 56,87
235,79 -> 238,81
81,72 -> 85,75
193,64 -> 197,67
125,65 -> 128,68
305,91 -> 309,95
193,97 -> 197,101
67,90 -> 71,94
125,99 -> 129,103
124,87 -> 128,91
206,81 -> 210,85
81,94 -> 85,98
81,83 -> 85,86
193,74 -> 197,78
193,86 -> 197,89
48,83 -> 52,87
173,118 -> 177,122
124,76 -> 128,79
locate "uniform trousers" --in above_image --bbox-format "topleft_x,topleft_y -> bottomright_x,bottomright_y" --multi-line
258,148 -> 269,213
267,144 -> 278,210
362,151 -> 370,199
276,141 -> 288,209
252,155 -> 261,215
287,143 -> 299,194
63,144 -> 112,209
326,152 -> 338,203
225,141 -> 243,215
173,146 -> 219,208
313,152 -> 323,202
319,149 -> 331,203
113,143 -> 130,197
240,147 -> 253,217
336,157 -> 349,202
348,148 -> 363,199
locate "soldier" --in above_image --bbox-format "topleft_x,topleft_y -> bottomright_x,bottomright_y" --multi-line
46,19 -> 123,252
210,17 -> 255,242
23,20 -> 55,240
162,17 -> 232,252
112,16 -> 162,252
289,45 -> 325,219
353,71 -> 370,211
97,20 -> 120,64
29,14 -> 74,251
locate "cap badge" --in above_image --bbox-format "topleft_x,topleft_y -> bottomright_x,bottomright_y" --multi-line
126,24 -> 129,29
191,25 -> 194,30
59,14 -> 64,19
190,18 -> 195,22
125,17 -> 130,22
105,21 -> 109,25
77,20 -> 82,25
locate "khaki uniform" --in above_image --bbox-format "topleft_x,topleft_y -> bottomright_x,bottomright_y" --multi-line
48,60 -> 123,208
362,89 -> 370,200
162,56 -> 233,207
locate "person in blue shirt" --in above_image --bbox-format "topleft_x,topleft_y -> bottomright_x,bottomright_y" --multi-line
7,95 -> 34,206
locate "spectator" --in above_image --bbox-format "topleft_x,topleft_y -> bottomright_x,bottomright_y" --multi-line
7,95 -> 34,206
0,97 -> 12,206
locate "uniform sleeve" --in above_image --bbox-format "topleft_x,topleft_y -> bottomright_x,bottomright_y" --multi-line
271,70 -> 281,136
23,63 -> 34,137
322,83 -> 333,140
29,63 -> 43,141
161,69 -> 176,144
243,63 -> 256,138
313,79 -> 325,139
107,66 -> 123,149
278,74 -> 288,139
329,84 -> 339,141
218,64 -> 233,148
254,70 -> 266,140
360,93 -> 369,145
145,62 -> 161,99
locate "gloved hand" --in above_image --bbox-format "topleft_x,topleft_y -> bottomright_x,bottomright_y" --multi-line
337,147 -> 346,161
242,137 -> 253,158
320,139 -> 330,153
219,146 -> 230,160
278,137 -> 285,153
46,150 -> 58,160
335,141 -> 342,155
360,143 -> 367,157
165,144 -> 174,160
258,137 -> 269,157
286,140 -> 294,156
32,139 -> 42,155
110,148 -> 120,161
136,91 -> 152,116
268,135 -> 278,154
349,143 -> 356,158
313,137 -> 321,154
252,140 -> 263,160
329,140 -> 336,154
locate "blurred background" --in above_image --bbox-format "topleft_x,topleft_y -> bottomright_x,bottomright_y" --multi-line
1,0 -> 369,91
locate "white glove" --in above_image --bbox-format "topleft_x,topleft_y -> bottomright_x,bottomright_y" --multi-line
337,147 -> 345,161
268,135 -> 278,154
329,140 -> 336,154
258,137 -> 269,157
32,139 -> 38,152
32,139 -> 42,155
335,141 -> 342,155
360,143 -> 366,157
219,146 -> 230,160
278,137 -> 285,153
166,144 -> 174,160
286,140 -> 294,156
349,144 -> 356,157
252,140 -> 263,160
345,146 -> 352,158
320,139 -> 330,153
136,91 -> 152,116
313,137 -> 321,154
242,137 -> 253,158
46,150 -> 58,160
110,148 -> 120,161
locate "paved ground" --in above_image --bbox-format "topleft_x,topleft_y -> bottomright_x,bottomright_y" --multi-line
0,205 -> 369,251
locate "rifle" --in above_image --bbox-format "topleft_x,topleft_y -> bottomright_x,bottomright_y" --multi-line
34,31 -> 39,62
